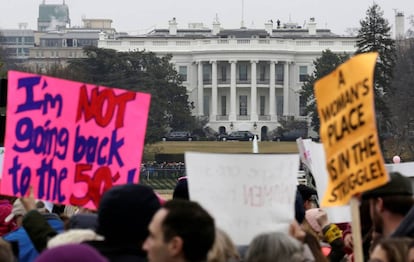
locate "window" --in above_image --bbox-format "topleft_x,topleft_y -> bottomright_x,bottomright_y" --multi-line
203,64 -> 211,84
203,95 -> 210,116
275,64 -> 284,84
178,66 -> 187,81
239,95 -> 248,116
276,95 -> 283,116
260,96 -> 266,115
259,64 -> 266,82
300,95 -> 307,116
220,65 -> 227,81
221,96 -> 227,115
239,64 -> 248,81
299,66 -> 308,82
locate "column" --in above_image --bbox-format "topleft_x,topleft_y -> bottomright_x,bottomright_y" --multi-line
210,60 -> 218,120
283,61 -> 290,115
269,60 -> 276,120
250,60 -> 258,121
229,60 -> 237,121
197,61 -> 204,116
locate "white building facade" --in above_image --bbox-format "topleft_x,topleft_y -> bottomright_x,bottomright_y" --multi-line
98,18 -> 357,138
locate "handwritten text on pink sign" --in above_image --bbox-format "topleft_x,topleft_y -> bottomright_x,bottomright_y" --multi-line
2,71 -> 150,209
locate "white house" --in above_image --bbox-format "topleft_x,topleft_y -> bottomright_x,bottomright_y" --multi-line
98,17 -> 358,138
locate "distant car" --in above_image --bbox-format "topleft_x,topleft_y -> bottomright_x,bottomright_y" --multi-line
220,131 -> 257,141
273,129 -> 307,142
162,131 -> 195,141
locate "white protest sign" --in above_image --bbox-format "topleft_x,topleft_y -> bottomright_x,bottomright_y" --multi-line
185,152 -> 299,246
298,139 -> 351,223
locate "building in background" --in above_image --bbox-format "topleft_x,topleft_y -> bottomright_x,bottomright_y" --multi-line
98,17 -> 358,138
0,23 -> 34,61
37,0 -> 70,32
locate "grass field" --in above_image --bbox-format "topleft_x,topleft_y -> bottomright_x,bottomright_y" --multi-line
144,141 -> 299,158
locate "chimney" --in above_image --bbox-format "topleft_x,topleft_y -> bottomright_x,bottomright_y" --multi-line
265,20 -> 273,35
212,15 -> 221,35
308,17 -> 316,35
395,11 -> 405,39
169,17 -> 177,35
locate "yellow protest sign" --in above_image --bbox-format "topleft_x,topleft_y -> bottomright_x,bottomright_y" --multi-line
314,52 -> 389,207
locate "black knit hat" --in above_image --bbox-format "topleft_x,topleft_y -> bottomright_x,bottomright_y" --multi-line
297,184 -> 317,202
97,184 -> 161,243
362,172 -> 413,200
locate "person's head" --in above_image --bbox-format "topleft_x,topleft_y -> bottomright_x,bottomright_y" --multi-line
35,243 -> 108,262
297,184 -> 318,210
369,237 -> 411,262
143,199 -> 215,262
172,177 -> 189,200
207,228 -> 240,262
97,184 -> 161,246
245,232 -> 304,262
302,208 -> 326,240
362,172 -> 413,236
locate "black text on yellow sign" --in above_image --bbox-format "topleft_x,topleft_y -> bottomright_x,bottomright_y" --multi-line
314,52 -> 388,207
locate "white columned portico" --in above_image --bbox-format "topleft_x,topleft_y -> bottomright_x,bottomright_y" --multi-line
283,61 -> 290,115
197,61 -> 204,116
210,60 -> 218,120
229,60 -> 237,121
269,60 -> 277,120
250,60 -> 258,121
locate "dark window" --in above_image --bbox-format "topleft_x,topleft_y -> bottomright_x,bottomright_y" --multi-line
260,96 -> 265,115
239,95 -> 247,115
239,64 -> 248,81
275,64 -> 284,84
178,66 -> 187,81
221,96 -> 227,116
299,66 -> 308,82
221,65 -> 227,81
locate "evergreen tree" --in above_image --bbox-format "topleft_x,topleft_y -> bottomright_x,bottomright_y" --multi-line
44,46 -> 195,144
388,39 -> 414,160
300,49 -> 348,135
356,3 -> 396,134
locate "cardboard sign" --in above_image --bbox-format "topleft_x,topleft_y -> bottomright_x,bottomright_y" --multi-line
185,152 -> 299,245
314,53 -> 388,207
2,71 -> 150,209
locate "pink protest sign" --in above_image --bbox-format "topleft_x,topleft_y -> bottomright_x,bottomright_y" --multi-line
1,71 -> 151,209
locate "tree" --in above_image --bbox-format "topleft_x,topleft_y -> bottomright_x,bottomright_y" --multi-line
387,39 -> 414,160
300,49 -> 348,135
355,3 -> 396,135
44,46 -> 195,144
407,15 -> 414,38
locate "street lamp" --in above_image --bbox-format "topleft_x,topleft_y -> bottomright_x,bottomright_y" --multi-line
230,122 -> 234,129
253,122 -> 257,129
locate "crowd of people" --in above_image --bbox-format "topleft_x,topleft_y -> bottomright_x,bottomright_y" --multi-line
140,161 -> 186,178
0,171 -> 413,261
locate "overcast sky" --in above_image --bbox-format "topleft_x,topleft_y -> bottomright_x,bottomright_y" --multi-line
1,0 -> 413,36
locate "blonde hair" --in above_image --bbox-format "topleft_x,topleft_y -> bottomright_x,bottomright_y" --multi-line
208,228 -> 240,262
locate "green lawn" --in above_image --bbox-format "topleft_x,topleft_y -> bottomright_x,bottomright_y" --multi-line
144,141 -> 299,157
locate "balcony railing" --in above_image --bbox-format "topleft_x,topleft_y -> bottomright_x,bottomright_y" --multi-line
237,115 -> 250,120
258,115 -> 270,121
218,79 -> 230,84
216,115 -> 229,121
